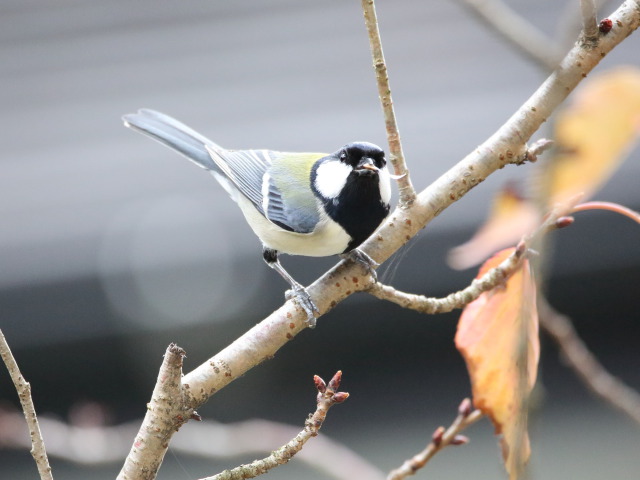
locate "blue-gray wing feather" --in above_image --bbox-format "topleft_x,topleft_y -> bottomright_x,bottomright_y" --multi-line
207,148 -> 322,234
123,109 -> 322,234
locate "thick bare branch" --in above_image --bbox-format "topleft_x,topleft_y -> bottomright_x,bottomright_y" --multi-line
0,330 -> 53,480
117,344 -> 191,480
387,399 -> 483,480
361,0 -> 416,207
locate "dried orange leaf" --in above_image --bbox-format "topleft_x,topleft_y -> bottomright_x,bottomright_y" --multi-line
448,186 -> 540,270
548,67 -> 640,207
455,248 -> 540,479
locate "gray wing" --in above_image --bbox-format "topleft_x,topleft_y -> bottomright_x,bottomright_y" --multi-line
206,147 -> 271,216
206,147 -> 321,233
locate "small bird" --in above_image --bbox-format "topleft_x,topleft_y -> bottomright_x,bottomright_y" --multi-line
123,109 -> 391,325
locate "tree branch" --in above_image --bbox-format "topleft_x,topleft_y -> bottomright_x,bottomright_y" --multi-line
368,196 -> 573,315
386,399 -> 483,480
459,0 -> 563,70
581,0 -> 600,44
179,2 -> 640,409
0,329 -> 53,480
368,241 -> 528,313
361,0 -> 416,207
538,300 -> 640,426
200,372 -> 349,480
117,344 -> 191,480
358,0 -> 639,272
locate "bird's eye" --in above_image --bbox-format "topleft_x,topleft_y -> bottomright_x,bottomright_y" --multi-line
339,151 -> 347,162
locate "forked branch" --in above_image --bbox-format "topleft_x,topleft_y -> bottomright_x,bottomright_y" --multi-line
117,344 -> 192,480
200,372 -> 349,480
387,399 -> 483,480
368,200 -> 569,314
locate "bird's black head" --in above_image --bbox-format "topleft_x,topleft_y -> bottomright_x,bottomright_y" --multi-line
338,142 -> 387,176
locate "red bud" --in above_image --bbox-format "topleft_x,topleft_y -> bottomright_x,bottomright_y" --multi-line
451,435 -> 470,446
458,398 -> 473,417
332,392 -> 350,403
314,375 -> 326,393
599,18 -> 613,34
555,216 -> 575,229
432,426 -> 445,446
328,370 -> 343,391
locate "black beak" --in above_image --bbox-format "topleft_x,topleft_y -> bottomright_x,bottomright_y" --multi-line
355,157 -> 379,176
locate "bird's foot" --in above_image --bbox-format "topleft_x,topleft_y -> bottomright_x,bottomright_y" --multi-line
342,249 -> 379,281
285,285 -> 320,328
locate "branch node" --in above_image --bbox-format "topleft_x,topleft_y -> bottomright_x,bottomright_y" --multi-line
580,0 -> 600,46
525,138 -> 554,162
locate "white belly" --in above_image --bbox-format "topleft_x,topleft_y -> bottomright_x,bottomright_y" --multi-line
237,195 -> 351,257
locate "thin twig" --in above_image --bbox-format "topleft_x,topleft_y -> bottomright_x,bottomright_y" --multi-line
538,300 -> 640,426
509,270 -> 537,479
387,399 -> 483,480
368,202 -> 567,314
361,0 -> 416,207
368,241 -> 527,313
201,372 -> 349,480
459,0 -> 563,70
572,201 -> 640,223
0,329 -> 53,480
581,0 -> 600,44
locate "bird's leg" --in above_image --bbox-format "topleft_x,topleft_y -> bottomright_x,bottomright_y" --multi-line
263,248 -> 319,327
341,248 -> 379,281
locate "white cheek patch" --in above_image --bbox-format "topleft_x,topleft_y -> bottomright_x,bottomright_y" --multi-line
314,160 -> 351,199
378,166 -> 392,204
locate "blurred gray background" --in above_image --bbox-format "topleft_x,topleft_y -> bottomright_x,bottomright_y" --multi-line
1,1 -> 639,479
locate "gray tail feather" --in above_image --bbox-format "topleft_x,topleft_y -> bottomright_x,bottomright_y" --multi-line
122,109 -> 222,171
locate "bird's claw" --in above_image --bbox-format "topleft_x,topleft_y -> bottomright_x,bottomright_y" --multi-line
285,286 -> 320,328
342,249 -> 379,281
